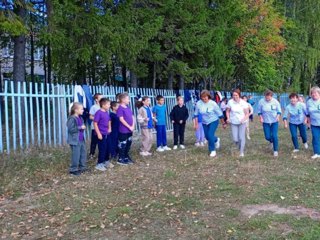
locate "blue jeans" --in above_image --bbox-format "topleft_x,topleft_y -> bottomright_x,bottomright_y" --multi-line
97,135 -> 108,164
263,122 -> 279,151
289,123 -> 307,150
156,125 -> 167,147
311,125 -> 320,154
203,120 -> 219,152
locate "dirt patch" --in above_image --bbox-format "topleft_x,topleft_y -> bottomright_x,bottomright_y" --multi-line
241,204 -> 320,220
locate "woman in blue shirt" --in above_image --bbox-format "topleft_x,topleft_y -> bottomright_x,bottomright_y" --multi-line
306,86 -> 320,159
194,90 -> 224,158
283,93 -> 308,152
258,90 -> 282,157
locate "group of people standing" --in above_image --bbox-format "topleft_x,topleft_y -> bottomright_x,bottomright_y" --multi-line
66,86 -> 320,176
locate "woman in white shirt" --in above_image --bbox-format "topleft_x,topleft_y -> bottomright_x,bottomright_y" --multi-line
225,89 -> 250,157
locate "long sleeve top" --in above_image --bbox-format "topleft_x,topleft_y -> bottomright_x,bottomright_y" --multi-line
170,105 -> 189,124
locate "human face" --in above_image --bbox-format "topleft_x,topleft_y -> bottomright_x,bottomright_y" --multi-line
201,95 -> 209,103
96,95 -> 103,104
158,98 -> 165,105
75,105 -> 84,116
311,90 -> 320,101
290,96 -> 298,105
112,104 -> 119,112
242,97 -> 248,102
121,96 -> 130,105
102,102 -> 111,111
232,92 -> 240,102
178,97 -> 184,106
265,95 -> 272,102
143,98 -> 150,107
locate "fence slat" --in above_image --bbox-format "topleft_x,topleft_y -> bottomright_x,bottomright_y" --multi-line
52,84 -> 57,147
41,83 -> 47,145
4,81 -> 10,153
29,82 -> 35,145
11,81 -> 17,151
24,82 -> 29,148
35,83 -> 41,145
47,84 -> 52,146
17,82 -> 23,149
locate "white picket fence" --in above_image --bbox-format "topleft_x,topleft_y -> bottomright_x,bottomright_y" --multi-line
0,81 -> 292,154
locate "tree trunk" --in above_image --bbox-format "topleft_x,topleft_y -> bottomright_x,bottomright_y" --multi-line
152,62 -> 156,89
122,65 -> 128,90
47,44 -> 52,84
179,75 -> 184,90
46,0 -> 53,84
130,71 -> 138,88
168,72 -> 173,89
30,31 -> 35,83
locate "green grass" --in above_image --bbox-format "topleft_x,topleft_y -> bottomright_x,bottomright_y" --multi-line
1,121 -> 320,239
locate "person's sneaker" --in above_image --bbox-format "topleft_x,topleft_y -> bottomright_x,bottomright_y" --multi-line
126,157 -> 134,164
311,154 -> 320,159
103,161 -> 114,168
210,151 -> 217,157
117,159 -> 129,165
89,154 -> 94,160
156,147 -> 164,152
95,164 -> 107,171
269,142 -> 273,150
173,145 -> 178,150
180,145 -> 185,149
69,170 -> 81,176
215,138 -> 220,149
195,142 -> 200,147
239,153 -> 244,157
247,135 -> 251,140
293,149 -> 299,153
140,151 -> 149,156
274,151 -> 279,157
200,142 -> 205,147
304,143 -> 309,149
163,146 -> 172,151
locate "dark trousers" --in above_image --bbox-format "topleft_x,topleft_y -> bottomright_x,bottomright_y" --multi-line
97,135 -> 108,164
89,130 -> 98,156
156,125 -> 167,147
69,141 -> 87,172
173,123 -> 186,145
118,132 -> 133,160
108,133 -> 119,158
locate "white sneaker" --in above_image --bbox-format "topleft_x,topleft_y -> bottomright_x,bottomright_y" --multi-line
304,143 -> 309,149
293,149 -> 299,153
95,163 -> 106,171
215,138 -> 220,149
210,151 -> 217,157
247,135 -> 251,140
239,153 -> 244,157
200,142 -> 205,147
311,154 -> 320,159
274,151 -> 278,157
195,142 -> 200,147
163,146 -> 171,151
156,147 -> 164,152
146,151 -> 152,156
180,145 -> 185,149
269,143 -> 273,150
140,151 -> 149,156
173,145 -> 178,150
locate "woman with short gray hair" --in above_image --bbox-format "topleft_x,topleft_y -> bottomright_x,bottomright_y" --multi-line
306,86 -> 320,159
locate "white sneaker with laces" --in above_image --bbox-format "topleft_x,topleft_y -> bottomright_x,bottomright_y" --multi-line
156,147 -> 164,152
163,146 -> 172,151
215,138 -> 220,149
140,151 -> 149,156
210,151 -> 217,157
95,163 -> 106,171
293,149 -> 299,153
304,143 -> 309,149
311,154 -> 320,159
274,151 -> 279,157
200,142 -> 205,147
239,152 -> 244,157
146,151 -> 152,156
195,142 -> 200,147
173,145 -> 178,150
247,135 -> 251,140
180,145 -> 185,149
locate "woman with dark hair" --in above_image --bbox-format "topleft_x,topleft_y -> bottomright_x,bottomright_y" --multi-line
225,89 -> 250,157
283,93 -> 308,153
194,90 -> 224,158
258,90 -> 282,157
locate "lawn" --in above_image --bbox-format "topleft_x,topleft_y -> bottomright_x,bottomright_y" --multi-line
1,120 -> 320,239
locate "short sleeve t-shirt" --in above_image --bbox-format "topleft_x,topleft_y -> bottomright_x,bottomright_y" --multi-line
152,104 -> 167,126
94,110 -> 110,135
89,104 -> 100,129
226,99 -> 249,124
117,105 -> 134,134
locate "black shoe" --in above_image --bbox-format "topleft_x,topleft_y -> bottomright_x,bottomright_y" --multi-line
80,168 -> 90,174
126,157 -> 134,164
69,170 -> 81,176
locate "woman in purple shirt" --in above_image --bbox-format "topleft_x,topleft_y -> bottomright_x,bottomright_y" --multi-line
117,92 -> 135,165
